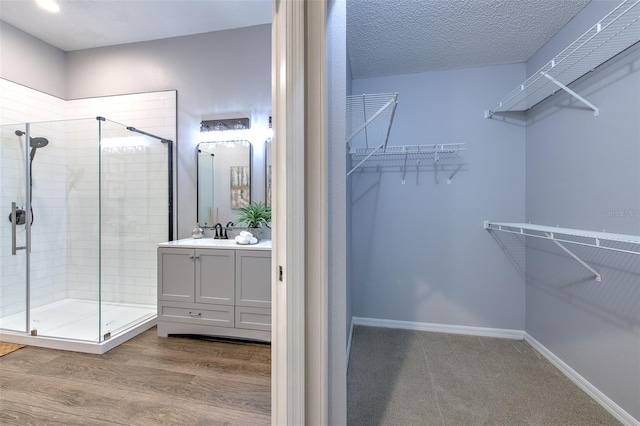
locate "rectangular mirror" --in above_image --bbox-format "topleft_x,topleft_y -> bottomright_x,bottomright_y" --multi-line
197,140 -> 252,228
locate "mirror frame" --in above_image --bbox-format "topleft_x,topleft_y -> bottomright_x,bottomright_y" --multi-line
197,140 -> 253,228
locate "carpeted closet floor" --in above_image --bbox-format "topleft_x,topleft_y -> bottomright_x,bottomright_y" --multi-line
347,326 -> 621,426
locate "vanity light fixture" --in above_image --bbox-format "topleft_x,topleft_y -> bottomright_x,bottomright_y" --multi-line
200,117 -> 250,132
35,0 -> 60,13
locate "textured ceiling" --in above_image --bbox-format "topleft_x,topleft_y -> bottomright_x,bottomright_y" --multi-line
1,0 -> 591,75
0,0 -> 272,52
348,0 -> 591,79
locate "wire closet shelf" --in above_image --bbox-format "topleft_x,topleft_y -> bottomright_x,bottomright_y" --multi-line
346,92 -> 398,175
351,143 -> 467,184
485,0 -> 640,118
346,93 -> 465,177
484,221 -> 640,283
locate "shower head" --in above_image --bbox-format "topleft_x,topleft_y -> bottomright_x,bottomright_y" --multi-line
15,131 -> 49,148
29,137 -> 49,162
30,137 -> 49,149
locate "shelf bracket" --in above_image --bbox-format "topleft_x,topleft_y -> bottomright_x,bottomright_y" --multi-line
401,149 -> 408,184
545,232 -> 602,282
447,163 -> 463,184
484,221 -> 604,282
346,97 -> 396,147
542,73 -> 599,116
347,144 -> 384,176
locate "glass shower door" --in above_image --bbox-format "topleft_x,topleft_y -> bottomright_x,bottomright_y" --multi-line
28,119 -> 101,341
98,119 -> 167,340
0,123 -> 29,333
1,117 -> 168,344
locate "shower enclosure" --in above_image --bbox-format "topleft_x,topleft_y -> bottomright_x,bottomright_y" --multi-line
0,117 -> 172,353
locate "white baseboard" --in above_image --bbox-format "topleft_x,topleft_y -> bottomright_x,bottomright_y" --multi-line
525,333 -> 639,426
346,317 -> 355,362
346,316 -> 638,426
351,316 -> 525,339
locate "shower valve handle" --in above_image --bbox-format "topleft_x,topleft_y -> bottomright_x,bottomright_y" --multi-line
9,202 -> 27,255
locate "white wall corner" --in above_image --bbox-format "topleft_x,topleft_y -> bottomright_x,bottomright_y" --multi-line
346,316 -> 355,362
524,333 -> 639,426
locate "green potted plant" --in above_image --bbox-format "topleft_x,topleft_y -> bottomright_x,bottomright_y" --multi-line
233,201 -> 271,241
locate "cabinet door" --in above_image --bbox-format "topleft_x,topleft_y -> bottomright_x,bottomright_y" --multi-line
196,249 -> 235,305
158,248 -> 195,302
235,250 -> 271,309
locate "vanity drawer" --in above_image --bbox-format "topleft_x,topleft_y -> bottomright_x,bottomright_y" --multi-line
235,306 -> 271,332
159,303 -> 234,328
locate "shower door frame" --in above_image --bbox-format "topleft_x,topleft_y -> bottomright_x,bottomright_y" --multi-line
24,123 -> 32,335
2,117 -> 174,348
5,123 -> 34,335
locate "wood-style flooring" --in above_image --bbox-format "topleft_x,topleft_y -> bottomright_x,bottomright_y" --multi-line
0,327 -> 271,425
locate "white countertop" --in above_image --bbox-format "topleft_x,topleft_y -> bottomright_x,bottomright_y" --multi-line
158,238 -> 272,251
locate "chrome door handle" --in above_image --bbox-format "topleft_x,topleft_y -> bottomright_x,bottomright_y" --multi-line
11,202 -> 17,255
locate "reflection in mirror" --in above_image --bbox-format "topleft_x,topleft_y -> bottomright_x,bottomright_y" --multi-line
197,140 -> 252,228
265,138 -> 272,208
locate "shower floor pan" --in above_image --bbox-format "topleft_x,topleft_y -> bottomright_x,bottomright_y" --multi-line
0,299 -> 156,354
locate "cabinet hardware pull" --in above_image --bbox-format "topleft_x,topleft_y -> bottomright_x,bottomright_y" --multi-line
189,255 -> 194,259
194,256 -> 200,260
188,311 -> 202,317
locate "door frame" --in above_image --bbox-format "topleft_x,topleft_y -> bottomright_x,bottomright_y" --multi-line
271,0 -> 329,424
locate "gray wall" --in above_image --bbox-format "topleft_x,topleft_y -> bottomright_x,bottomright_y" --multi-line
1,23 -> 272,239
66,25 -> 271,239
524,1 -> 640,420
0,21 -> 67,98
350,63 -> 527,330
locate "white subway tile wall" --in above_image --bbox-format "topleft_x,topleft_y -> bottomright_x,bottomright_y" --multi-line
0,80 -> 66,319
0,79 -> 175,320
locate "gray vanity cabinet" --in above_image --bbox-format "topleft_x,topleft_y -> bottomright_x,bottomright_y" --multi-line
235,250 -> 272,332
157,245 -> 271,342
158,248 -> 234,304
196,249 -> 235,305
158,248 -> 235,330
157,247 -> 195,302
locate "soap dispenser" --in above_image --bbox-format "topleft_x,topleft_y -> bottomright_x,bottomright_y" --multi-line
191,225 -> 204,239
